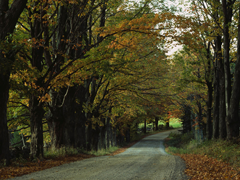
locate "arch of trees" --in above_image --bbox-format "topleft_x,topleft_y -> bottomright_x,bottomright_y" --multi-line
0,0 -> 177,165
2,0 -> 240,166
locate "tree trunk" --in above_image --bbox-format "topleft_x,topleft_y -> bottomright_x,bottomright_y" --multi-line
0,72 -> 10,165
219,59 -> 227,139
47,106 -> 65,150
109,124 -> 113,147
0,0 -> 27,39
46,89 -> 67,150
125,125 -> 130,143
74,85 -> 87,150
212,35 -> 221,139
29,96 -> 44,159
155,117 -> 158,131
106,117 -> 110,148
29,2 -> 46,158
222,0 -> 233,139
205,42 -> 213,140
86,122 -> 92,151
0,0 -> 27,165
143,119 -> 146,134
226,7 -> 240,139
166,121 -> 169,129
75,110 -> 87,150
99,125 -> 106,150
182,105 -> 192,133
112,127 -> 117,147
222,0 -> 232,117
91,124 -> 100,151
63,87 -> 76,147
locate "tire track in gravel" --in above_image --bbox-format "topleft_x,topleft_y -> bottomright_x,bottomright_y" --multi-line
12,129 -> 189,180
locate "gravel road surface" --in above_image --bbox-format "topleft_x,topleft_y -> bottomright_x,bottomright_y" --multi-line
12,129 -> 189,180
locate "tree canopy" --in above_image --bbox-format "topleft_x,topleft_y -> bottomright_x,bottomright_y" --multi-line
1,0 -> 240,165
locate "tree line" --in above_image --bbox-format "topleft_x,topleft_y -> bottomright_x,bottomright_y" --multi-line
171,0 -> 240,141
0,0 -> 175,165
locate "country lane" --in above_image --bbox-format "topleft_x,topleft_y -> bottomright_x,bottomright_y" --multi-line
12,129 -> 189,180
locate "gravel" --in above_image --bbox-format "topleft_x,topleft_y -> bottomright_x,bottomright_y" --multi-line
12,129 -> 190,180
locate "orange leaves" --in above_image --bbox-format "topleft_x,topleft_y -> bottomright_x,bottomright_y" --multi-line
38,93 -> 51,103
178,154 -> 240,179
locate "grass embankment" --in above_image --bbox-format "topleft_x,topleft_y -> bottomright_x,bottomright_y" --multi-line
165,132 -> 240,179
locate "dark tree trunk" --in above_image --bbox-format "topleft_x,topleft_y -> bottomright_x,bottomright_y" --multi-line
46,4 -> 68,150
86,122 -> 92,151
196,98 -> 203,140
166,121 -> 169,129
0,0 -> 27,165
222,0 -> 234,138
109,124 -> 113,147
63,87 -> 76,147
99,125 -> 106,150
219,59 -> 227,139
91,124 -> 100,151
182,105 -> 192,133
112,127 -> 117,147
125,125 -> 130,143
226,7 -> 240,139
75,109 -> 87,150
29,4 -> 45,158
29,96 -> 44,159
75,108 -> 87,150
212,71 -> 219,139
75,107 -> 87,150
143,119 -> 146,134
47,106 -> 65,150
74,85 -> 88,150
46,88 -> 69,150
0,72 -> 10,165
106,117 -> 110,148
206,43 -> 213,140
213,35 -> 221,139
155,117 -> 158,131
0,0 -> 27,39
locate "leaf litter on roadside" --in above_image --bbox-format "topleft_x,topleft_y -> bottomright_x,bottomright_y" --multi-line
175,153 -> 240,180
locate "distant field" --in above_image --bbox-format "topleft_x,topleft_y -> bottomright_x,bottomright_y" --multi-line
169,118 -> 182,128
138,118 -> 182,129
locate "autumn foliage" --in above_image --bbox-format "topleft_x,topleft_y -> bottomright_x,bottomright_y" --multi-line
179,154 -> 240,180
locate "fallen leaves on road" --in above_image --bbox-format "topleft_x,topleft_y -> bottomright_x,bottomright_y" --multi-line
176,153 -> 240,180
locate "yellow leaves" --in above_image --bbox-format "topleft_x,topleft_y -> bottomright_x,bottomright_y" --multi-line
38,93 -> 51,103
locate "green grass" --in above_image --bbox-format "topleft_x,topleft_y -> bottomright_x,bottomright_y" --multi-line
165,132 -> 240,169
138,118 -> 182,129
84,146 -> 119,156
44,146 -> 79,158
44,146 -> 120,157
169,118 -> 182,128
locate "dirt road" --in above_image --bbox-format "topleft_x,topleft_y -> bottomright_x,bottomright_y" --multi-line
12,129 -> 189,180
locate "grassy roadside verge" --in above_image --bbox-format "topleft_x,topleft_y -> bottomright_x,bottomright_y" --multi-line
165,132 -> 240,179
0,128 -> 174,179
